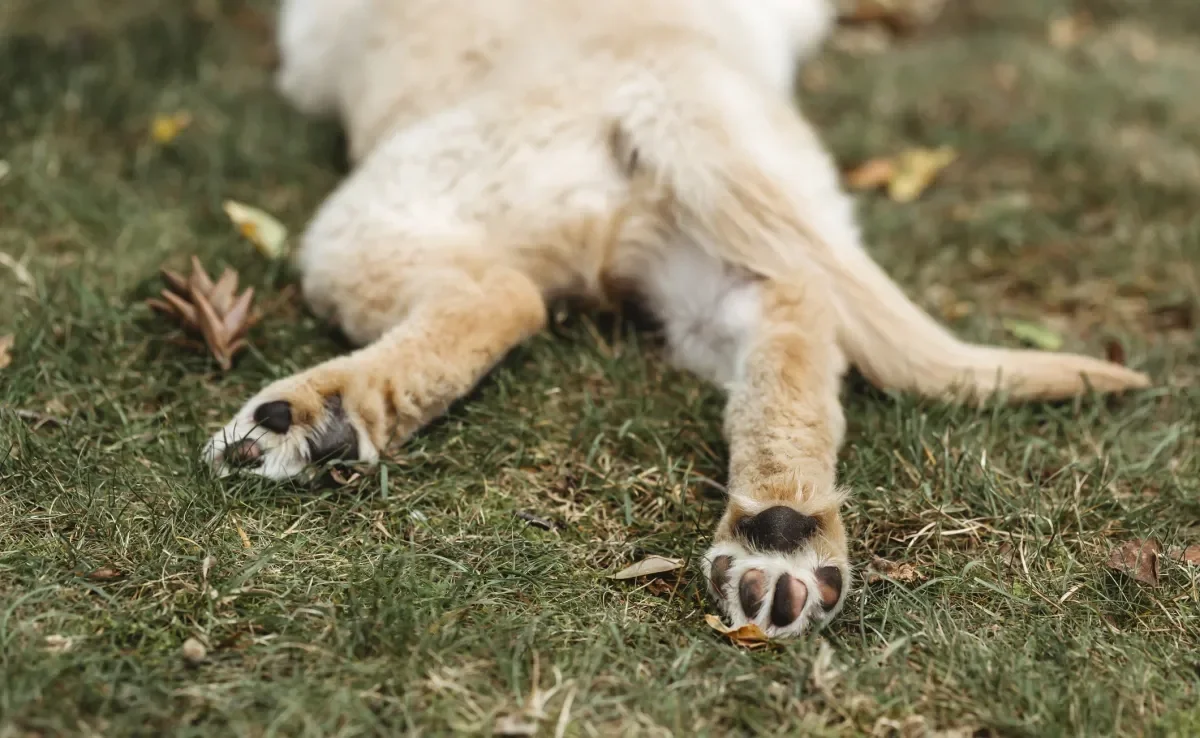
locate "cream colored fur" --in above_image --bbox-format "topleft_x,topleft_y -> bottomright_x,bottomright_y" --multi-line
204,0 -> 1149,639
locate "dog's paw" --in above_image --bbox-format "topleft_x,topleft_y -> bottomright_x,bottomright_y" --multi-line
203,373 -> 379,480
702,506 -> 849,638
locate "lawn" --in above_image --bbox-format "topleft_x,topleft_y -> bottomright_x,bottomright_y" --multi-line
1,1 -> 1198,736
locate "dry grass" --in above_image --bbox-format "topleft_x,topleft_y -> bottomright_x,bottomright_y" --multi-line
1,1 -> 1198,736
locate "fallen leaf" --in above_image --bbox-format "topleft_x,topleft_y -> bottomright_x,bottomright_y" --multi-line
888,146 -> 957,202
704,614 -> 772,650
1169,545 -> 1200,566
1107,538 -> 1161,586
150,111 -> 192,144
645,578 -> 675,596
86,566 -> 123,581
845,157 -> 895,191
232,517 -> 252,549
182,637 -> 208,665
44,635 -> 76,653
838,0 -> 948,33
0,334 -> 12,369
609,555 -> 684,580
866,556 -> 924,584
328,467 -> 362,486
146,256 -> 261,371
223,200 -> 288,260
1003,319 -> 1064,351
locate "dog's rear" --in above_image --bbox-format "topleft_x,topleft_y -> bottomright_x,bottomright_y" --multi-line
275,0 -> 1147,404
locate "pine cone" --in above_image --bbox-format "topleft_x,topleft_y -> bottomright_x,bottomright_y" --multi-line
146,255 -> 260,371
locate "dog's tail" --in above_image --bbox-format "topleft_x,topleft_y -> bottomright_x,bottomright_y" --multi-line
612,73 -> 1150,403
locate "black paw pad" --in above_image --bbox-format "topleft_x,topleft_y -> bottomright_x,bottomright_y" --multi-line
734,506 -> 819,553
253,400 -> 293,434
738,569 -> 766,619
710,555 -> 733,595
306,396 -> 359,464
770,574 -> 808,627
815,566 -> 843,610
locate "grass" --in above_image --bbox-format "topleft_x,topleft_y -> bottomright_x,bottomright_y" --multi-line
1,0 -> 1198,735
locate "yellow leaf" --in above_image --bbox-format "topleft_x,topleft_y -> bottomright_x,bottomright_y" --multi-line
232,515 -> 253,549
0,334 -> 13,369
704,614 -> 772,650
223,200 -> 289,260
151,112 -> 192,144
888,145 -> 957,202
845,157 -> 895,191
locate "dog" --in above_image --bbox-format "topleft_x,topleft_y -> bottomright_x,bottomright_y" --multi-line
203,0 -> 1148,639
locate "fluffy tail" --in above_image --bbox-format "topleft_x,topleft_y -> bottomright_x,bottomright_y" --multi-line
806,239 -> 1151,402
612,74 -> 1150,403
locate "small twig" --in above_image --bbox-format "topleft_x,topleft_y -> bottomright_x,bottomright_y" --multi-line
515,510 -> 555,531
0,251 -> 35,289
4,407 -> 67,430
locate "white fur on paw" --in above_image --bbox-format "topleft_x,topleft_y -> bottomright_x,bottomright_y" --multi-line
202,389 -> 378,481
702,539 -> 848,639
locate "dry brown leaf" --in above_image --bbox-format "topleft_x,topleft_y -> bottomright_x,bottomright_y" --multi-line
704,614 -> 772,650
0,334 -> 12,369
837,0 -> 947,34
867,556 -> 924,584
146,256 -> 261,371
645,578 -> 675,596
609,555 -> 683,580
1169,545 -> 1200,566
888,146 -> 957,202
329,468 -> 363,486
86,567 -> 123,581
1106,538 -> 1161,586
150,112 -> 192,144
846,157 -> 895,191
